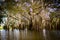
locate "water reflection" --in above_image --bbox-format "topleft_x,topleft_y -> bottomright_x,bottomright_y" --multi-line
43,29 -> 47,40
0,29 -> 60,40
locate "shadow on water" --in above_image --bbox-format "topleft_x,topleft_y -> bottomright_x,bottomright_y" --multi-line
0,29 -> 60,40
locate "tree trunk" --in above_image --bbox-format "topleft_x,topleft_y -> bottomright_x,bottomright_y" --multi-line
29,18 -> 33,30
7,14 -> 9,31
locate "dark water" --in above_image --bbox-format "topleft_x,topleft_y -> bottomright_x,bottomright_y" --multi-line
0,29 -> 60,40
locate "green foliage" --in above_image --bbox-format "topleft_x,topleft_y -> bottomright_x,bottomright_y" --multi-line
0,0 -> 60,30
50,12 -> 57,19
0,26 -> 3,30
31,1 -> 41,13
48,11 -> 60,30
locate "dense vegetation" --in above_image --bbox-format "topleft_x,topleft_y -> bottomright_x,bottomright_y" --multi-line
0,0 -> 60,31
